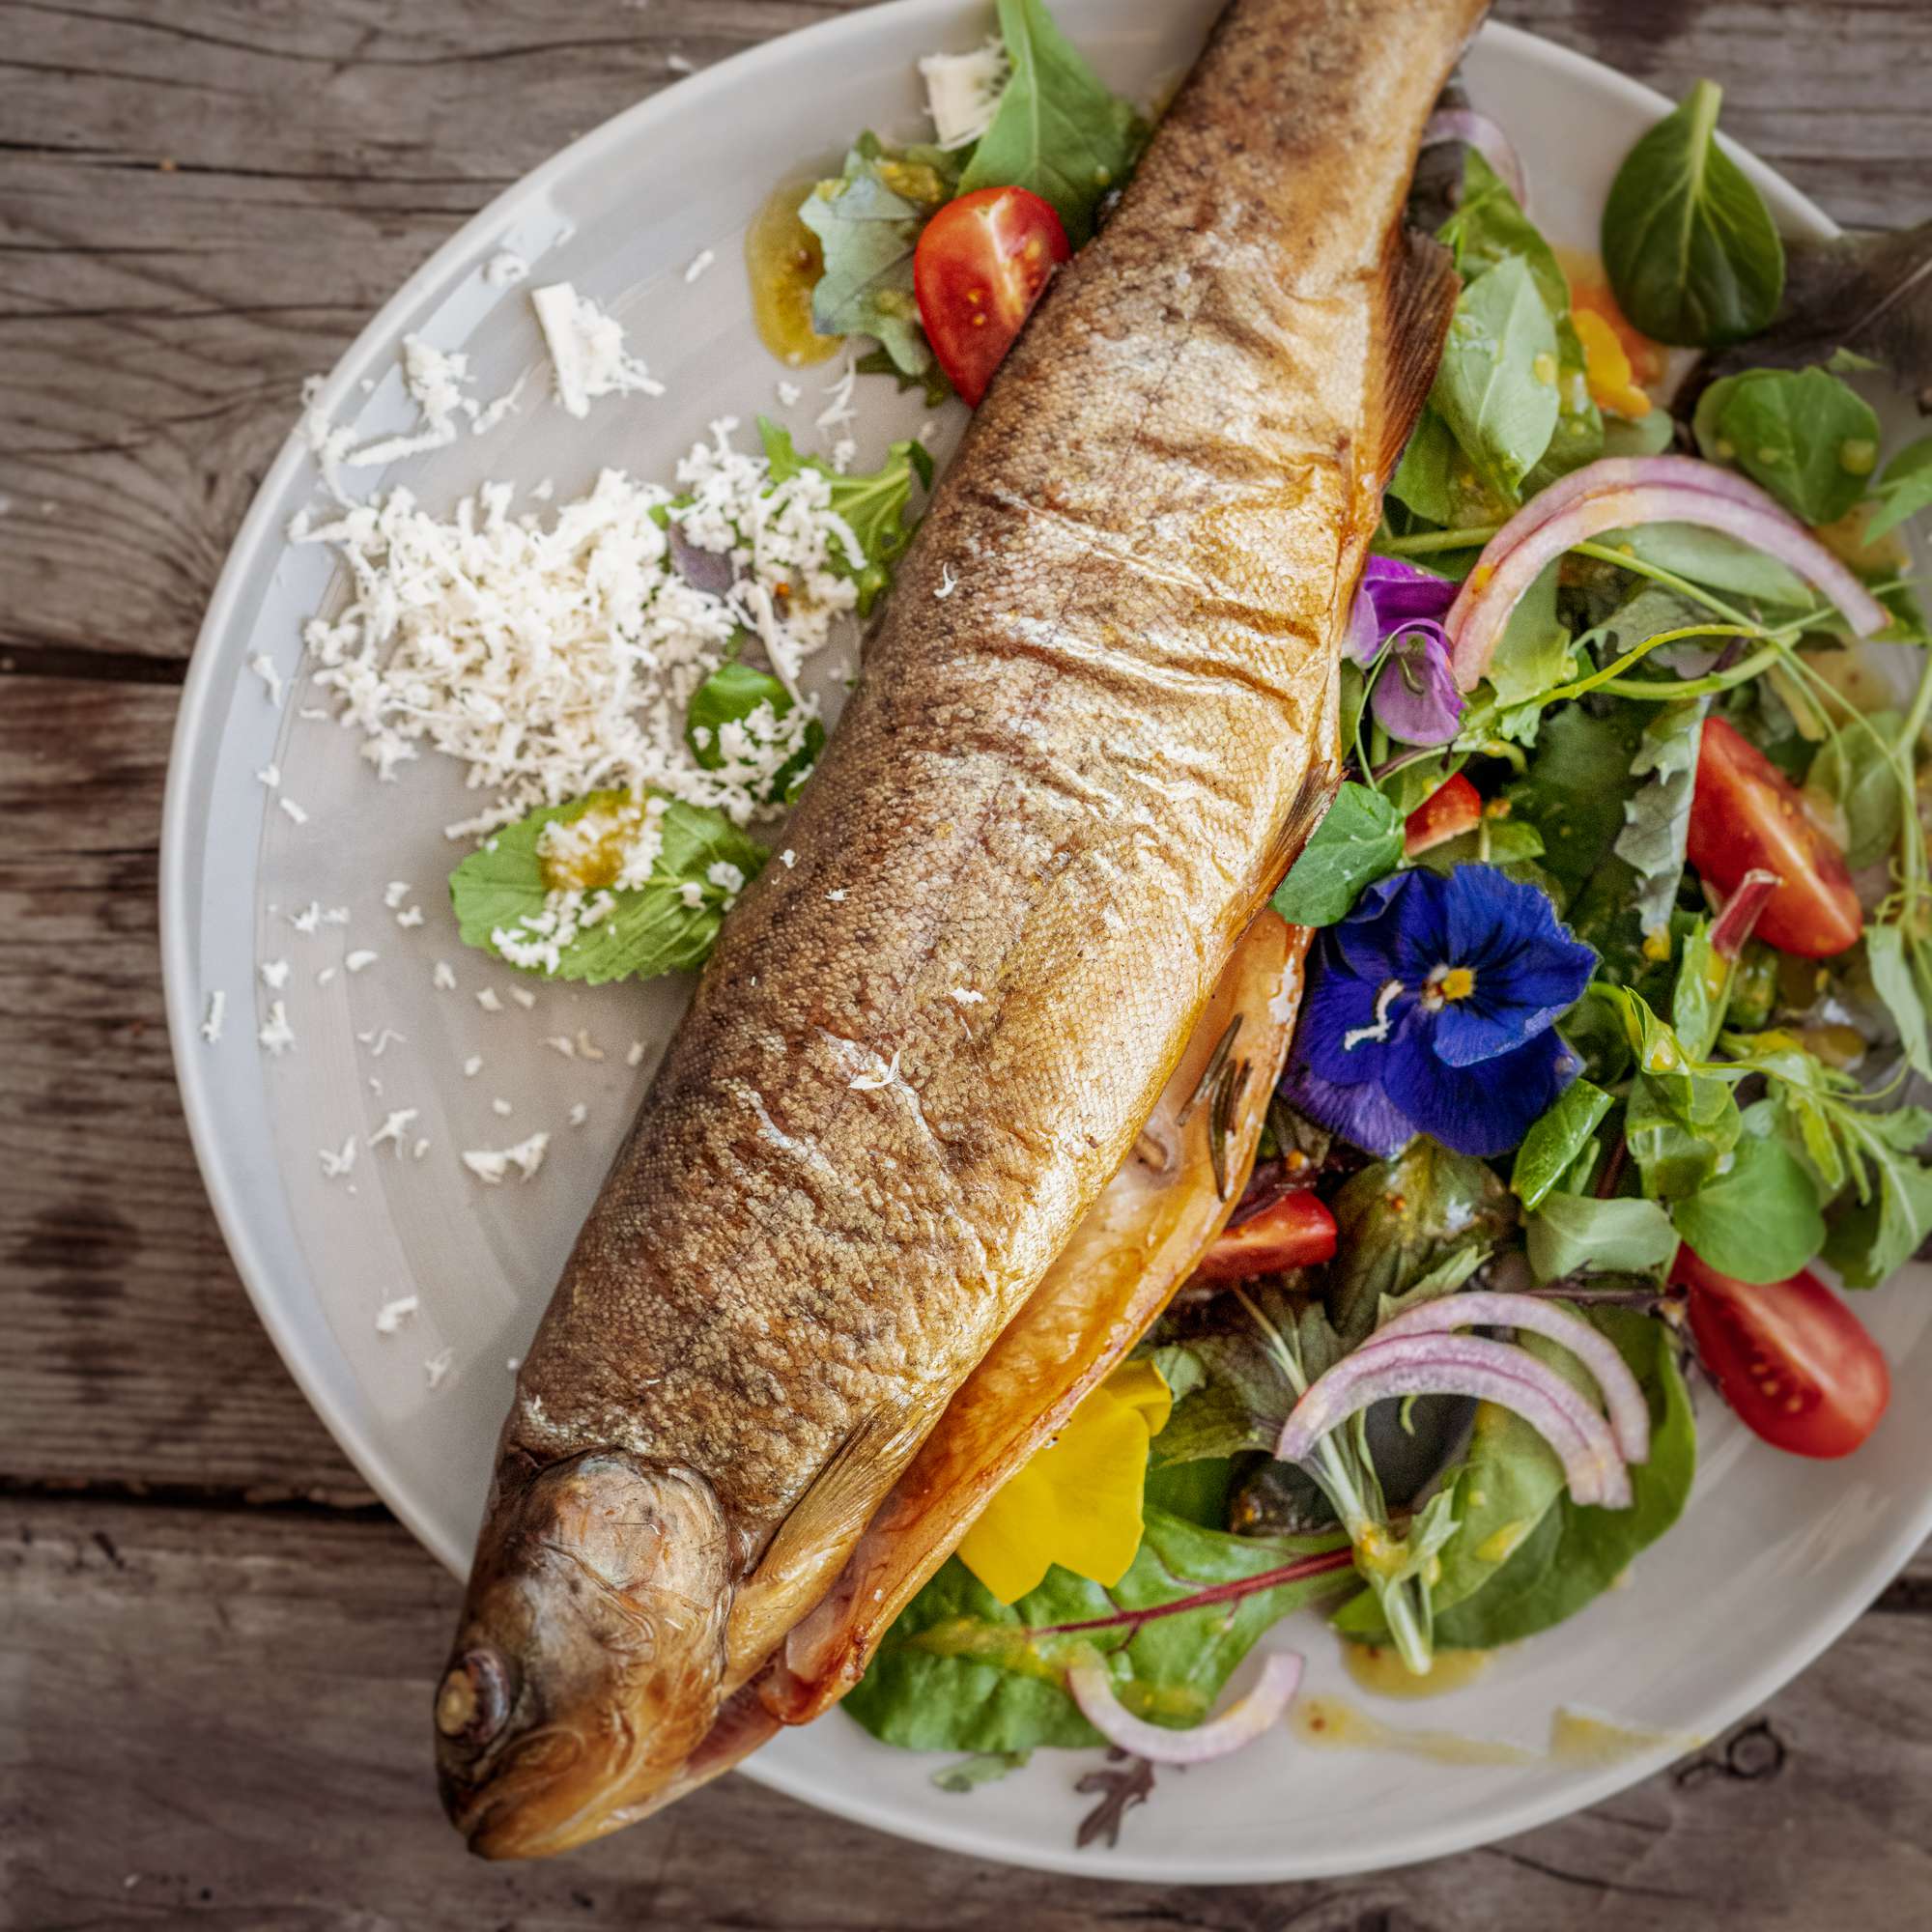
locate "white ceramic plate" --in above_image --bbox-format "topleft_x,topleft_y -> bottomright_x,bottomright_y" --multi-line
162,0 -> 1932,1884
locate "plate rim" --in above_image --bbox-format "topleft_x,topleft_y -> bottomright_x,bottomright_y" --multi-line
159,0 -> 1929,1886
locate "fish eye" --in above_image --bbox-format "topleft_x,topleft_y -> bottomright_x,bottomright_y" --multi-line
435,1646 -> 513,1747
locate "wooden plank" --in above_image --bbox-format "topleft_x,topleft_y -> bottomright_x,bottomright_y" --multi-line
0,679 -> 374,1503
1,1497 -> 1928,1929
2,0 -> 1927,668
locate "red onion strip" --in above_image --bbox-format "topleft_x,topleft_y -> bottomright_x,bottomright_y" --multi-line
1066,1650 -> 1303,1766
1447,469 -> 1891,691
1276,1333 -> 1632,1509
1711,867 -> 1783,960
1501,455 -> 1789,548
1364,1292 -> 1651,1463
1422,108 -> 1529,209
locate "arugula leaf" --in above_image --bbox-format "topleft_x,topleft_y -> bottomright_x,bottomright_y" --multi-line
1432,1311 -> 1695,1646
449,791 -> 767,985
1672,1098 -> 1825,1283
757,416 -> 932,613
1866,435 -> 1932,543
842,1508 -> 1346,1754
685,661 -> 824,804
1512,1080 -> 1612,1212
1671,918 -> 1731,1062
955,0 -> 1147,247
1600,79 -> 1785,348
1326,1139 -> 1517,1344
1524,1192 -> 1678,1281
1614,986 -> 1743,1198
1866,922 -> 1932,1080
1270,782 -> 1403,926
1693,366 -> 1882,526
1806,711 -> 1904,870
1433,255 -> 1561,502
1613,698 -> 1707,950
799,135 -> 952,378
1484,558 -> 1570,708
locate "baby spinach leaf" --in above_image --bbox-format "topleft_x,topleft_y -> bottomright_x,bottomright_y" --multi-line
449,791 -> 768,985
1433,254 -> 1562,501
1672,1099 -> 1825,1283
1524,1192 -> 1678,1281
1388,407 -> 1503,528
1693,366 -> 1881,526
1326,1139 -> 1517,1343
1612,698 -> 1707,951
1866,435 -> 1932,543
1270,782 -> 1403,926
955,0 -> 1147,247
1512,1079 -> 1612,1211
686,662 -> 824,805
799,136 -> 952,378
1601,79 -> 1785,348
842,1508 -> 1347,1755
758,417 -> 933,612
1433,1310 -> 1695,1646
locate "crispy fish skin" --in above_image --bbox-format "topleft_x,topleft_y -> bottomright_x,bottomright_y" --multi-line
437,0 -> 1479,1857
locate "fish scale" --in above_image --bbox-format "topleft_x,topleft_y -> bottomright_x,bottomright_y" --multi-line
437,0 -> 1484,1859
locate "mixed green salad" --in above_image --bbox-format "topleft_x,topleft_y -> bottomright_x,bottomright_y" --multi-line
431,0 -> 1932,1836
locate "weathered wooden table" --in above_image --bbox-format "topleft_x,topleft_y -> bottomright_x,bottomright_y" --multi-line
4,2 -> 1929,1924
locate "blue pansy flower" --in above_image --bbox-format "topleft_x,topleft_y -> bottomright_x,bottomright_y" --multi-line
1347,556 -> 1464,749
1283,866 -> 1596,1159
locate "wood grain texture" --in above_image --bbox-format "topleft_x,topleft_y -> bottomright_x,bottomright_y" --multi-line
2,0 -> 1930,1923
4,1498 -> 1931,1930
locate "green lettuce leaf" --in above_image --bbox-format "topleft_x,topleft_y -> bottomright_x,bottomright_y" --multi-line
685,660 -> 824,805
842,1506 -> 1347,1754
758,416 -> 933,613
955,0 -> 1148,247
449,790 -> 767,985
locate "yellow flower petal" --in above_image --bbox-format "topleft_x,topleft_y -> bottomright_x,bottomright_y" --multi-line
955,1359 -> 1170,1605
1574,309 -> 1652,420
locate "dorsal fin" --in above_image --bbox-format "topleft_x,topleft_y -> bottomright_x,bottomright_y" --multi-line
1370,226 -> 1462,482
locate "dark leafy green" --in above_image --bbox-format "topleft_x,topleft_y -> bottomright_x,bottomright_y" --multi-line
1270,782 -> 1402,926
685,661 -> 823,804
1601,79 -> 1785,348
1612,698 -> 1707,948
1512,1079 -> 1612,1211
1867,435 -> 1932,543
841,1507 -> 1348,1754
1326,1139 -> 1517,1344
1433,254 -> 1561,501
1672,1099 -> 1825,1283
1433,1311 -> 1695,1646
1692,366 -> 1881,526
449,791 -> 768,985
1506,703 -> 1647,905
758,417 -> 933,613
955,0 -> 1147,247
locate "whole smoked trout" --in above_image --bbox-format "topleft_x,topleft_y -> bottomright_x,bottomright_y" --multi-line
435,0 -> 1483,1857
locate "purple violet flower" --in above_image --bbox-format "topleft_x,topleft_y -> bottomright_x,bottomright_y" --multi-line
1347,556 -> 1465,750
1281,866 -> 1595,1159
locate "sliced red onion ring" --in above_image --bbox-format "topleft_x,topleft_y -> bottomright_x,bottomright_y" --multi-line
1500,455 -> 1788,549
1447,468 -> 1890,690
1066,1650 -> 1303,1765
1363,1292 -> 1651,1463
1422,108 -> 1529,209
1277,1333 -> 1632,1509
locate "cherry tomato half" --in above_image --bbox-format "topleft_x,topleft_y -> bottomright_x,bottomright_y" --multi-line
1686,718 -> 1861,958
1673,1247 -> 1889,1460
1404,773 -> 1482,857
914,186 -> 1070,407
1195,1185 -> 1338,1282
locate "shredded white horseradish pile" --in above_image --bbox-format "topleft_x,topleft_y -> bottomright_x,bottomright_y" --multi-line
290,417 -> 863,845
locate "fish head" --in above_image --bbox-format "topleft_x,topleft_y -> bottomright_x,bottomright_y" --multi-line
434,1448 -> 732,1859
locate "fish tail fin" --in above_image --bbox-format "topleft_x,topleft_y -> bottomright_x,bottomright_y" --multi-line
435,1449 -> 733,1860
1368,226 -> 1461,482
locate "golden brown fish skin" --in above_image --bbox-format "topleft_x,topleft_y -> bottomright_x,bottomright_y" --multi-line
439,0 -> 1480,1857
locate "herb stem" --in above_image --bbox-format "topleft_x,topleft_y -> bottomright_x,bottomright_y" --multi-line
1541,624 -> 1769,706
1569,541 -> 1764,632
1381,526 -> 1502,557
1591,644 -> 1782,701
